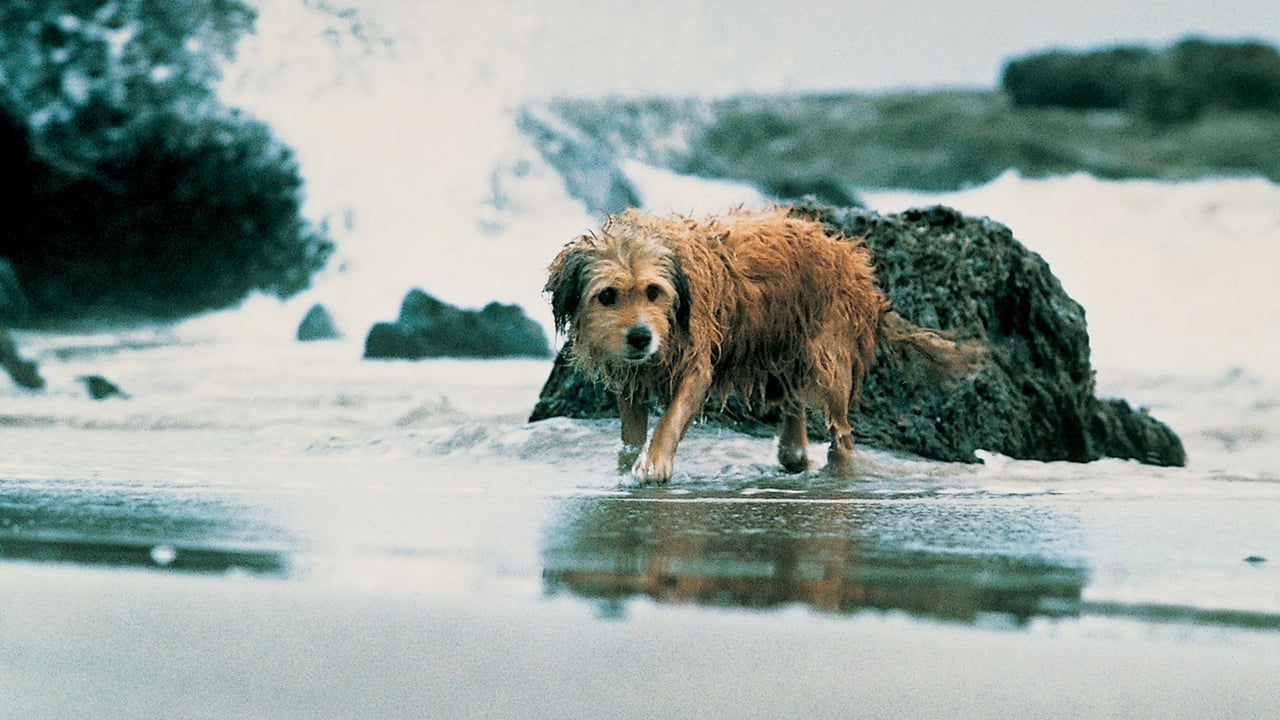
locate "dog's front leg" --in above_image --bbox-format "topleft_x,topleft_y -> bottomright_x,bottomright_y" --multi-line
632,370 -> 710,483
617,391 -> 649,472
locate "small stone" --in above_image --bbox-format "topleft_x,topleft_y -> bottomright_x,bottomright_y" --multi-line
297,303 -> 341,342
80,375 -> 127,400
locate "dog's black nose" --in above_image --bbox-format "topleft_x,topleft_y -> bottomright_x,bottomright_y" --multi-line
625,325 -> 652,351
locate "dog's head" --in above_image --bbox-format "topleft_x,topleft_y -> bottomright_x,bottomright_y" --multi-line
546,220 -> 690,369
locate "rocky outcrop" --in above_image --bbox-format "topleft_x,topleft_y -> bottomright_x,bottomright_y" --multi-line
516,106 -> 640,215
530,203 -> 1185,467
365,289 -> 552,360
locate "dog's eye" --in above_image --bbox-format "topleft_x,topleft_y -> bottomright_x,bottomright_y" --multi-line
597,288 -> 618,306
645,284 -> 661,302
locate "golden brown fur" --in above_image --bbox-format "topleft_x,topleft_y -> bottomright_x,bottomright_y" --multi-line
546,206 -> 976,483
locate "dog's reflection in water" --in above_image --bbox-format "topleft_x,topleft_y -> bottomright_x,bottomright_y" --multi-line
543,495 -> 1086,624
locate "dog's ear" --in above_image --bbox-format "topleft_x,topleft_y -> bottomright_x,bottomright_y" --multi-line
670,255 -> 692,333
546,243 -> 589,334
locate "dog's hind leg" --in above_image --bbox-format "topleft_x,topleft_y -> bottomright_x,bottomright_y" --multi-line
777,404 -> 811,473
815,353 -> 857,477
822,390 -> 856,477
617,390 -> 649,472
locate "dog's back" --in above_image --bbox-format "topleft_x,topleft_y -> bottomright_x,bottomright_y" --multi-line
633,208 -> 885,406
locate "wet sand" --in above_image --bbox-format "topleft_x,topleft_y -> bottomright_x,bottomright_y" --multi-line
2,422 -> 1278,719
5,561 -> 1279,720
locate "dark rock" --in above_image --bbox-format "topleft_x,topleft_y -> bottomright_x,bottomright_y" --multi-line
0,259 -> 32,324
80,375 -> 127,400
530,202 -> 1186,467
1002,39 -> 1280,124
297,303 -> 340,341
364,322 -> 422,360
2,101 -> 332,323
364,289 -> 552,360
531,350 -> 615,419
517,106 -> 641,215
0,326 -> 43,390
1090,398 -> 1186,467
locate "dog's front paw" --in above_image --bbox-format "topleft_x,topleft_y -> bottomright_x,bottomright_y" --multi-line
631,451 -> 673,484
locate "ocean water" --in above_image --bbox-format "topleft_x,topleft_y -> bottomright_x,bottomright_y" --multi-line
3,3 -> 1280,716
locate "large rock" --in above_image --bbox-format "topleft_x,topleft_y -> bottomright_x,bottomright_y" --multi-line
529,203 -> 1185,467
364,289 -> 553,360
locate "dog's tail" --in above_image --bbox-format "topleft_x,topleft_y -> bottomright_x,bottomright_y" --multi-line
876,309 -> 987,378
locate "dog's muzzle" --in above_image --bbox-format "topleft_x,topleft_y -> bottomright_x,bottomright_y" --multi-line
623,324 -> 655,361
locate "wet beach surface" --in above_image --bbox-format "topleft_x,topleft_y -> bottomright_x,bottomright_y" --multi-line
3,436 -> 1279,717
2,348 -> 1279,718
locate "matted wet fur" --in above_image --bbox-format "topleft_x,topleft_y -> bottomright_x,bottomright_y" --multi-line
546,206 -> 979,483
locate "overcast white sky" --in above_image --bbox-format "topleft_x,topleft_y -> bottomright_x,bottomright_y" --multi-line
239,0 -> 1280,100
394,0 -> 1280,97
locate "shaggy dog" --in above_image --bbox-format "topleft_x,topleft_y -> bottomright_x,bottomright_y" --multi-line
546,206 -> 977,483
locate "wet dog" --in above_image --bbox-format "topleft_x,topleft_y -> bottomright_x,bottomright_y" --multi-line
546,206 -> 977,483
